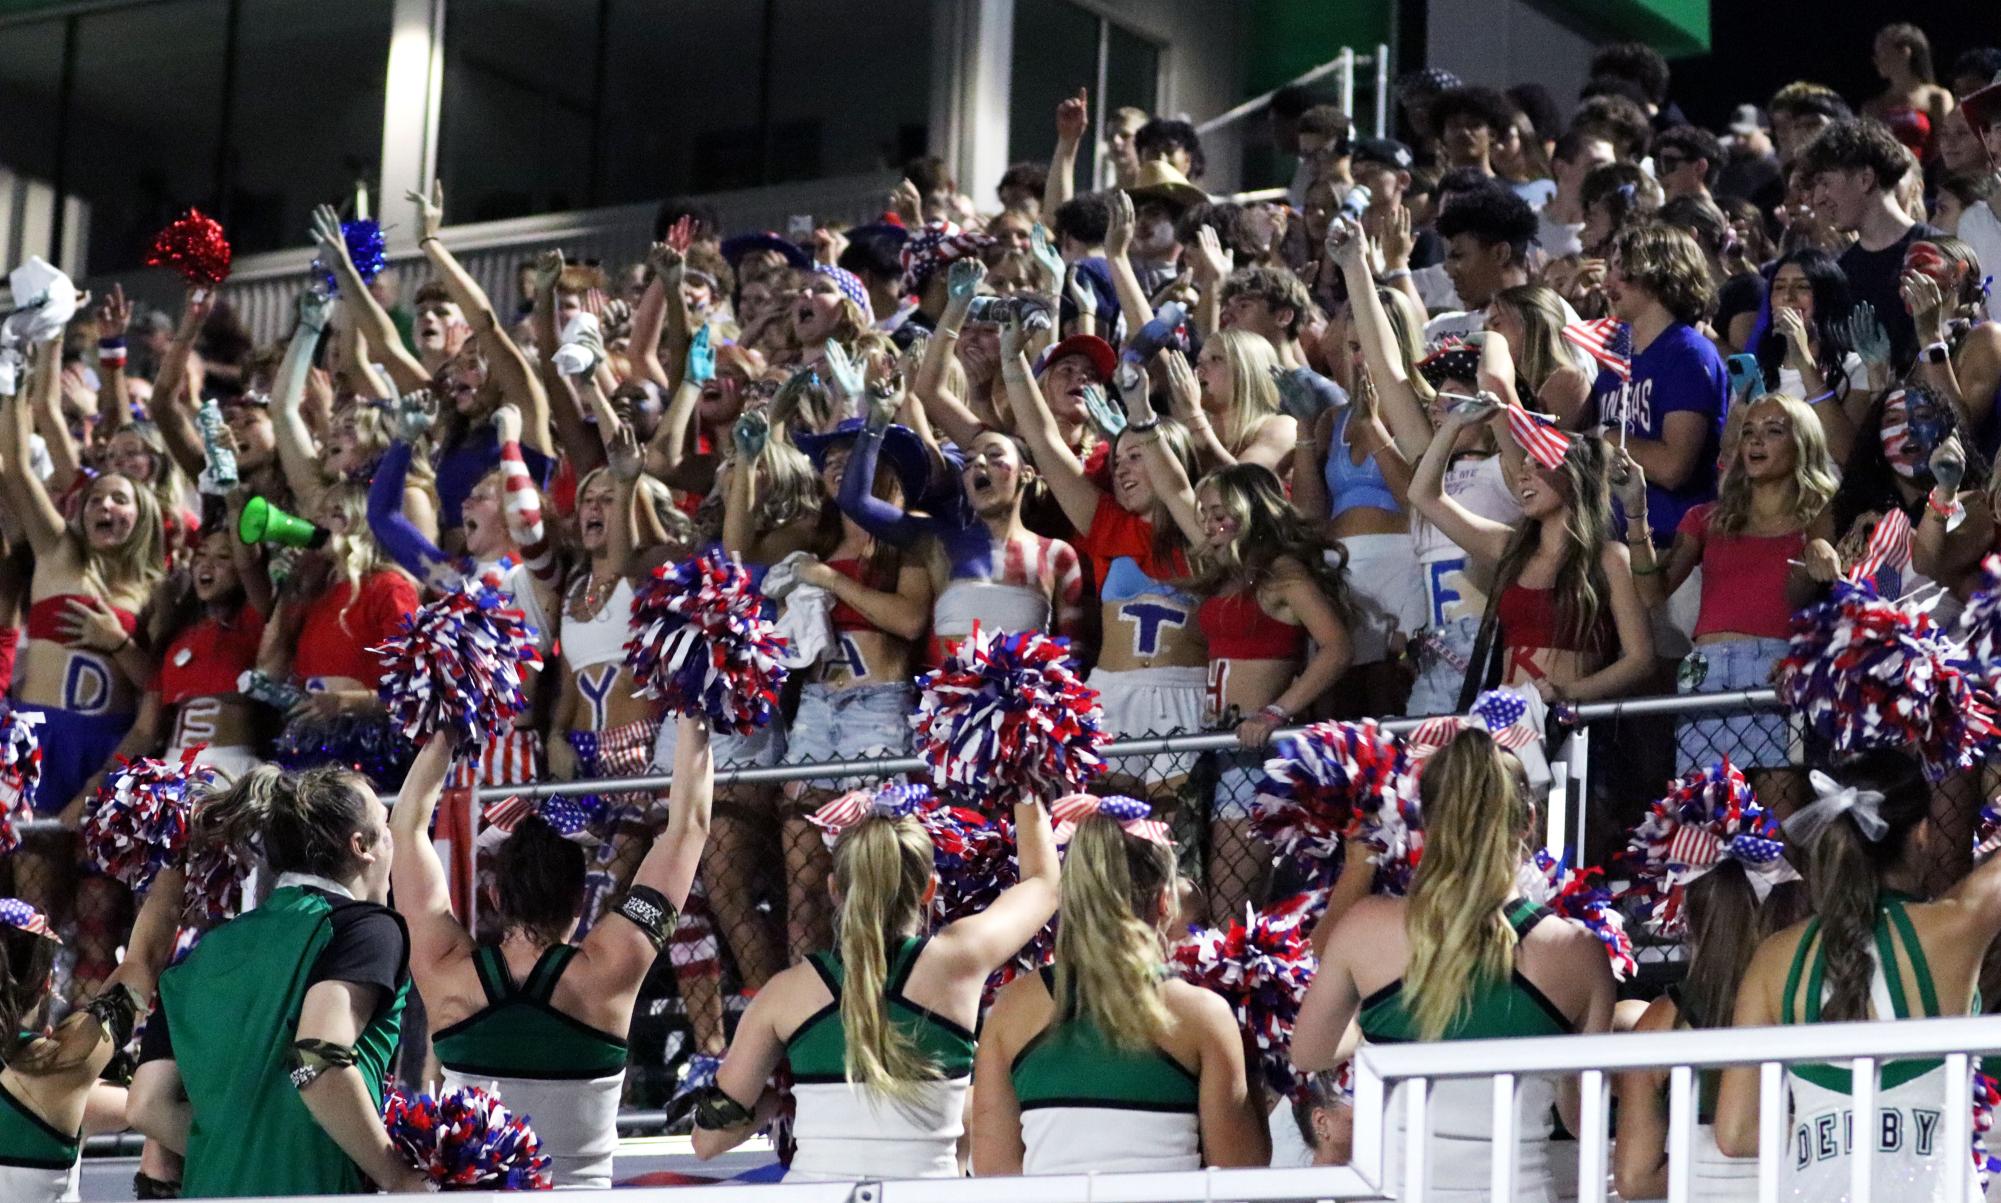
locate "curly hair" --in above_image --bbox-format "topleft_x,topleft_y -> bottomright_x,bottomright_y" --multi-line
1610,223 -> 1715,324
1221,266 -> 1313,339
1588,41 -> 1671,105
1797,118 -> 1913,191
1435,184 -> 1538,261
1431,85 -> 1516,136
1186,462 -> 1351,618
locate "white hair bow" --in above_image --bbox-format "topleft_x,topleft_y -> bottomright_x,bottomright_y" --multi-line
1784,770 -> 1890,846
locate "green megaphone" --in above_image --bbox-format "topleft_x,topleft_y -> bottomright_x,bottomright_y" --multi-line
238,496 -> 330,549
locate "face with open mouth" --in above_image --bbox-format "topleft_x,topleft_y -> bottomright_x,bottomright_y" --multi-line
819,445 -> 852,500
1514,459 -> 1568,520
576,473 -> 618,553
315,493 -> 353,536
1195,342 -> 1231,411
961,433 -> 1024,516
326,410 -> 369,477
190,532 -> 240,601
1769,263 -> 1814,325
462,477 -> 507,559
439,349 -> 488,416
1112,437 -> 1157,513
792,276 -> 845,345
108,429 -> 159,484
1736,401 -> 1796,482
415,300 -> 467,354
1042,353 -> 1101,425
223,404 -> 276,471
698,369 -> 745,428
1196,482 -> 1241,552
83,475 -> 141,548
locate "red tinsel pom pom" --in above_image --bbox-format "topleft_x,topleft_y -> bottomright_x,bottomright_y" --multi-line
146,209 -> 233,287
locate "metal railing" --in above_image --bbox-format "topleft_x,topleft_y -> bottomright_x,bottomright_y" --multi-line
1196,44 -> 1394,141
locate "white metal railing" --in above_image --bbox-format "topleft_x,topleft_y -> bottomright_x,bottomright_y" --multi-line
1196,44 -> 1394,142
1351,1014 -> 2001,1203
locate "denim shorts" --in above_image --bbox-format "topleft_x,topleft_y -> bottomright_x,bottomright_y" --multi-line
780,683 -> 914,788
1211,751 -> 1265,821
1676,637 -> 1794,772
1405,615 -> 1483,718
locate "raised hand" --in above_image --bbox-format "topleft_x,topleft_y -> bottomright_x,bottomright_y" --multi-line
686,325 -> 716,385
1377,201 -> 1414,271
999,313 -> 1027,364
1268,364 -> 1317,421
533,249 -> 565,296
1846,301 -> 1891,367
1064,263 -> 1099,320
607,420 -> 643,481
1115,361 -> 1152,421
1901,270 -> 1947,342
406,179 -> 446,242
308,204 -> 349,266
1932,433 -> 1967,493
1161,348 -> 1201,418
1326,215 -> 1368,274
1190,225 -> 1233,285
492,402 -> 523,444
389,389 -> 437,443
890,178 -> 923,226
647,241 -> 686,288
296,286 -> 334,335
1104,189 -> 1135,260
1029,223 -> 1065,291
1055,86 -> 1089,144
664,214 -> 696,254
95,284 -> 133,341
732,408 -> 769,460
823,339 -> 864,401
1081,383 -> 1125,439
810,226 -> 848,267
947,258 -> 983,307
1611,447 -> 1648,516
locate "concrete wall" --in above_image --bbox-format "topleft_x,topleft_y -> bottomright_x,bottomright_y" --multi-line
1427,0 -> 1597,125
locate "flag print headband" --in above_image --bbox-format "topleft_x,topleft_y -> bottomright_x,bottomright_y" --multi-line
1621,759 -> 1793,936
808,781 -> 931,843
1405,687 -> 1552,790
1050,793 -> 1170,847
477,793 -> 604,852
0,898 -> 57,943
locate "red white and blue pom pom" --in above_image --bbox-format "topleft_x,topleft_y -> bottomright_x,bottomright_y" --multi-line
918,799 -> 1015,926
1551,868 -> 1636,982
81,749 -> 213,894
1776,580 -> 1999,781
1252,720 -> 1414,878
374,574 -> 544,756
1171,891 -> 1321,1098
1619,759 -> 1787,937
383,1085 -> 552,1191
912,625 -> 1106,810
1516,846 -> 1564,905
0,708 -> 43,855
1977,802 -> 2001,862
1973,1067 -> 2001,1186
146,209 -> 233,288
314,218 -> 388,293
625,552 -> 789,734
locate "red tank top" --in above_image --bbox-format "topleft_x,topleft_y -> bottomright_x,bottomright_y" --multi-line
827,558 -> 878,633
1496,583 -> 1602,653
1197,590 -> 1307,660
155,605 -> 266,705
25,595 -> 140,642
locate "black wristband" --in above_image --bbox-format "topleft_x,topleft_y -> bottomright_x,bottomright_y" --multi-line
133,1170 -> 182,1200
614,885 -> 677,951
84,982 -> 139,1049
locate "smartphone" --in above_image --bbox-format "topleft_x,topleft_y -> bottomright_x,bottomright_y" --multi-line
1725,353 -> 1759,401
787,214 -> 814,243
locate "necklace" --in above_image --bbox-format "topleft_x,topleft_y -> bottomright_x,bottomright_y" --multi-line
570,568 -> 616,621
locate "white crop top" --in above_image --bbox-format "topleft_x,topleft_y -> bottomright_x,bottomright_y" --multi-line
560,578 -> 636,673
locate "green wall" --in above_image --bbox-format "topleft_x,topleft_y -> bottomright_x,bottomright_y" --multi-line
1529,0 -> 1710,56
1247,0 -> 1395,95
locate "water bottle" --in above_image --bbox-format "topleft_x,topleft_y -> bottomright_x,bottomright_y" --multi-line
195,398 -> 237,493
1340,184 -> 1373,221
1123,301 -> 1188,364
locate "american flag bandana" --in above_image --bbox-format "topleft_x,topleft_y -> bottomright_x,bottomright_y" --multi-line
1563,317 -> 1633,383
807,781 -> 930,843
477,793 -> 602,850
1408,687 -> 1543,762
0,897 -> 57,942
1848,508 -> 1913,591
1050,793 -> 1171,847
1504,402 -> 1573,470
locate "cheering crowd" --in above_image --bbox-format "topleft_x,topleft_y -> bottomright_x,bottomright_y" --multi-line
7,21 -> 2001,1201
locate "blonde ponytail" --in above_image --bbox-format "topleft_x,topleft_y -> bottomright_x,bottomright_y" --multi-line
832,815 -> 937,1102
1054,816 -> 1176,1050
1403,729 -> 1530,1041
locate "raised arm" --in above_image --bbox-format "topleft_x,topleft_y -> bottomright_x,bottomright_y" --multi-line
1408,407 -> 1515,564
93,286 -> 134,434
270,289 -> 333,507
407,182 -> 553,456
1000,319 -> 1103,531
917,259 -> 993,450
1,343 -> 69,553
933,797 -> 1060,976
1102,191 -> 1157,345
1332,220 -> 1433,461
1122,364 -> 1204,546
309,204 -> 430,395
386,738 -> 475,976
150,289 -> 211,481
719,414 -> 766,558
366,413 -> 457,587
1044,87 -> 1087,215
29,345 -> 84,492
1187,226 -> 1233,341
835,391 -> 931,548
643,324 -> 710,489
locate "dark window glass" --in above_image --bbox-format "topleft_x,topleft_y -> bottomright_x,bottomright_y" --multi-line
1103,23 -> 1159,127
765,0 -> 930,185
1007,0 -> 1097,173
437,0 -> 595,223
0,18 -> 64,188
597,1 -> 766,200
66,1 -> 230,275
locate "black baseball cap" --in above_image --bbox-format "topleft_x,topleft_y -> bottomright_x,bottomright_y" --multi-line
1350,137 -> 1414,172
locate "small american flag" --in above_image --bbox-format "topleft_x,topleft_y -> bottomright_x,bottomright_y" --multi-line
0,897 -> 55,940
1563,318 -> 1633,383
1666,825 -> 1724,871
1505,403 -> 1572,470
1469,689 -> 1540,750
1848,508 -> 1913,590
1050,793 -> 1170,846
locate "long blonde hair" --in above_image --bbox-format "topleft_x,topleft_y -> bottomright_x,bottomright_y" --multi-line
1053,815 -> 1178,1051
1491,285 -> 1573,399
832,814 -> 938,1101
1376,288 -> 1435,406
1403,729 -> 1531,1041
313,481 -> 396,634
1710,394 -> 1838,536
72,471 -> 165,602
108,422 -> 187,524
1208,328 -> 1282,451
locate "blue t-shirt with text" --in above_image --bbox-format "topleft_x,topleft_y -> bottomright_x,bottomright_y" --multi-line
1591,321 -> 1725,541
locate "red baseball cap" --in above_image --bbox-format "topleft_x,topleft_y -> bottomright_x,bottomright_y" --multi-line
1036,334 -> 1116,382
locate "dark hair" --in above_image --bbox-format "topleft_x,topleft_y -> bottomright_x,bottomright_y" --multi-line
1271,84 -> 1335,121
1552,128 -> 1609,166
839,229 -> 907,283
1430,85 -> 1515,136
1579,75 -> 1652,108
1589,40 -> 1671,105
1950,47 -> 2001,90
1834,387 -> 1990,535
1298,104 -> 1351,143
1290,1069 -> 1348,1148
1877,23 -> 1936,85
1569,94 -> 1653,161
1053,191 -> 1113,248
1174,200 -> 1243,255
496,816 -> 588,943
1581,161 -> 1664,237
1437,165 -> 1497,201
1435,184 -> 1538,262
1136,118 -> 1207,180
684,242 -> 736,298
1610,223 -> 1716,324
1657,194 -> 1732,258
214,764 -> 381,878
1720,195 -> 1780,263
413,281 -> 454,309
997,161 -> 1048,201
652,196 -> 720,242
1507,83 -> 1562,142
902,155 -> 956,196
1653,125 -> 1724,188
1767,82 -> 1853,124
1221,266 -> 1313,338
1404,165 -> 1441,202
0,928 -> 58,1070
1755,247 -> 1855,387
1803,751 -> 1930,1022
1678,860 -> 1761,1031
1797,118 -> 1913,190
1939,172 -> 1998,210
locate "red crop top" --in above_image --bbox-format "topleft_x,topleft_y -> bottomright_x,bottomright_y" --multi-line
25,595 -> 140,643
1197,591 -> 1307,661
826,558 -> 881,634
1497,583 -> 1604,653
292,571 -> 420,688
1680,503 -> 1805,642
155,605 -> 265,705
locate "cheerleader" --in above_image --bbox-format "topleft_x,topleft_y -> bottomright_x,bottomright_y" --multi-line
972,797 -> 1267,1174
1717,752 -> 2001,1201
388,716 -> 714,1188
1296,728 -> 1615,1201
0,882 -> 180,1203
691,791 -> 1060,1180
128,765 -> 427,1198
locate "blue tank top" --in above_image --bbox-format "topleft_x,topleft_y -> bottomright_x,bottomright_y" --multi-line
1324,407 -> 1400,518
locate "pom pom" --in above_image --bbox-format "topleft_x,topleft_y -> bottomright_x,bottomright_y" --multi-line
374,575 -> 544,756
1252,720 -> 1414,878
383,1085 -> 552,1191
912,799 -> 1053,996
1955,556 -> 2001,685
912,625 -> 1106,810
314,219 -> 388,292
1776,580 -> 1998,781
1516,847 -> 1563,906
1551,868 -> 1636,982
81,749 -> 212,893
145,209 -> 232,288
1619,759 -> 1786,937
0,708 -> 44,856
625,552 -> 789,734
1974,1067 -> 2001,1186
1171,892 -> 1321,1097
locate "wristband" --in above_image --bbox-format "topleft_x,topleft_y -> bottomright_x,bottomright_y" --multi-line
613,885 -> 678,951
1259,702 -> 1291,722
1379,268 -> 1412,282
692,1085 -> 756,1131
98,342 -> 128,367
288,1038 -> 357,1089
1125,415 -> 1160,435
83,983 -> 139,1048
1923,341 -> 1951,366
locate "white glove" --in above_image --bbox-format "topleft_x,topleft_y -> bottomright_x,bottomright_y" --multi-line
551,312 -> 605,377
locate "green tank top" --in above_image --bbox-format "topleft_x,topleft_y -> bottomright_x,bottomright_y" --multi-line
0,1075 -> 78,1170
786,937 -> 977,1082
1358,899 -> 1574,1042
1011,968 -> 1200,1112
157,885 -> 409,1199
1781,893 -> 1946,1094
431,945 -> 628,1080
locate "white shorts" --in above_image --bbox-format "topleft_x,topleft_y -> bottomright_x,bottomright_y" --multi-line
1089,665 -> 1206,790
1335,533 -> 1424,666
